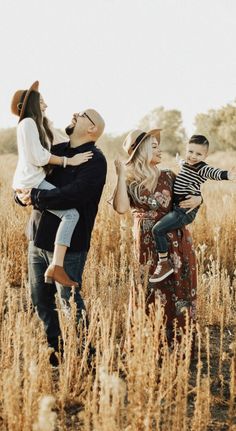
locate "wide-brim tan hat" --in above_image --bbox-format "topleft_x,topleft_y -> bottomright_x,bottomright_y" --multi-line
123,128 -> 162,164
11,80 -> 39,121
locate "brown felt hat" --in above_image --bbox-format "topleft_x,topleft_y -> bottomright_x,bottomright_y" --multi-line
123,128 -> 162,164
11,80 -> 39,121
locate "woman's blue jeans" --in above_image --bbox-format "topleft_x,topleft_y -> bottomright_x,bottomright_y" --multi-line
28,241 -> 87,351
38,179 -> 79,247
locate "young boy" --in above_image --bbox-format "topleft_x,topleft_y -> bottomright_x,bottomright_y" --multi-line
149,134 -> 236,283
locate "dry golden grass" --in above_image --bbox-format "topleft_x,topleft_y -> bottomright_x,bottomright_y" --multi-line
0,152 -> 236,430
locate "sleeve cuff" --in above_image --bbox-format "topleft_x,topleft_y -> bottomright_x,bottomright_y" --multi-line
31,188 -> 42,209
222,171 -> 229,180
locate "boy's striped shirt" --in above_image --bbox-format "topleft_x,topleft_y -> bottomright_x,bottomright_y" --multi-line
173,161 -> 228,204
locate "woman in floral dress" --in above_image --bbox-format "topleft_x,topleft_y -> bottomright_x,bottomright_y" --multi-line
113,129 -> 201,346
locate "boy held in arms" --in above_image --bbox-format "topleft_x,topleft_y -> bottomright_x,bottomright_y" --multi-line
149,134 -> 236,283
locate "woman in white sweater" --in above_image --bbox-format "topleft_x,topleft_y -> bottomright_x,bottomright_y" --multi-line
11,81 -> 93,287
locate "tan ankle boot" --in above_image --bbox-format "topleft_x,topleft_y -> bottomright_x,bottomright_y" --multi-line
44,264 -> 79,287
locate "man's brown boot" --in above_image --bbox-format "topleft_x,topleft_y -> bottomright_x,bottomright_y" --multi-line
44,264 -> 79,287
149,260 -> 174,283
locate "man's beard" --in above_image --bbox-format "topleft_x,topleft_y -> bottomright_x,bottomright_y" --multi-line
65,125 -> 75,136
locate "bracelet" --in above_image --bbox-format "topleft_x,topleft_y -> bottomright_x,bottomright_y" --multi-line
63,156 -> 67,168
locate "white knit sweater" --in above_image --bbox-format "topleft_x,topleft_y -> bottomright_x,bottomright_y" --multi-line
12,118 -> 68,189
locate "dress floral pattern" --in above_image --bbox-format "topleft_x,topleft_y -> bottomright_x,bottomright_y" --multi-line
129,170 -> 197,342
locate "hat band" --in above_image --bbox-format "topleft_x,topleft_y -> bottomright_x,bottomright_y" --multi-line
18,90 -> 27,114
130,132 -> 146,154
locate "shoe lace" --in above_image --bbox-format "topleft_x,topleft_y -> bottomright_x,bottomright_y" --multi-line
154,263 -> 162,275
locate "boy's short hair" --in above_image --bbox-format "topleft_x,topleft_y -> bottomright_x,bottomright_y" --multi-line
189,134 -> 209,148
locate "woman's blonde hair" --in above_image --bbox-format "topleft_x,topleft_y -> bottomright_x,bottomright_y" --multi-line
126,135 -> 160,203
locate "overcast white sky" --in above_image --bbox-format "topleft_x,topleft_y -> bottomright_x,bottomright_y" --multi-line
0,0 -> 235,136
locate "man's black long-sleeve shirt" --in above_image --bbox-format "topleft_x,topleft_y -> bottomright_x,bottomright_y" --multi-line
28,141 -> 107,252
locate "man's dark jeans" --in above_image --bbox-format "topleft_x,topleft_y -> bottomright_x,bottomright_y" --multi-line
152,205 -> 198,253
28,241 -> 87,351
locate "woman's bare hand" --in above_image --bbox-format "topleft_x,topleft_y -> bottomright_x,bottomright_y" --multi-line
114,159 -> 125,176
68,151 -> 93,166
179,195 -> 202,213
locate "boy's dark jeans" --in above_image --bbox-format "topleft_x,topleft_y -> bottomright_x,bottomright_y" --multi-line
152,205 -> 198,253
28,241 -> 87,352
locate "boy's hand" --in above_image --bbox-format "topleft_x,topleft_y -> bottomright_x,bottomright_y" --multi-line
228,167 -> 236,180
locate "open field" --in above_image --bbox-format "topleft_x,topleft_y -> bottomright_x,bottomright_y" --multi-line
0,151 -> 236,430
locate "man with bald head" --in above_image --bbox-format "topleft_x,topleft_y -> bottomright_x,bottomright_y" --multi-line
18,108 -> 107,365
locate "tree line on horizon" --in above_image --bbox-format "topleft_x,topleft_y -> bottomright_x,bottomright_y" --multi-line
0,102 -> 236,157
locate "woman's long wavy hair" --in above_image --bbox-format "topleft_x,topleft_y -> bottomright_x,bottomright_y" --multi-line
19,90 -> 54,150
126,135 -> 160,204
19,91 -> 54,174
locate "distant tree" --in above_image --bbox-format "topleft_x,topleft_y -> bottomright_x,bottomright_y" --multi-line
194,103 -> 236,151
97,132 -> 127,160
137,107 -> 187,155
0,128 -> 17,154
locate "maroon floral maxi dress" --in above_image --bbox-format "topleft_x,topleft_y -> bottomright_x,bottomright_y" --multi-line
129,170 -> 197,344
